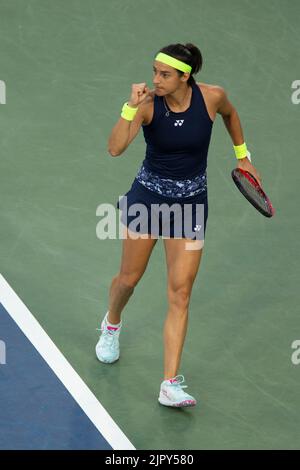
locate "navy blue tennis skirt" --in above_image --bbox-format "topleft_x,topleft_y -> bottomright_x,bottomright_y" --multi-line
117,178 -> 208,239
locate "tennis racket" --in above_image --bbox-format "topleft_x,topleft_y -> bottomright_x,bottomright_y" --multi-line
231,168 -> 275,218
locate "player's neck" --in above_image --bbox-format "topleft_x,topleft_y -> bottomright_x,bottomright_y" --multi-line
165,84 -> 191,109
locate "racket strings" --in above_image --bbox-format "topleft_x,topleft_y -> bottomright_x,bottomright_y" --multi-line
238,175 -> 269,210
231,168 -> 274,218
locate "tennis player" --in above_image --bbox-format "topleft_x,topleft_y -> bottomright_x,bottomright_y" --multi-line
96,43 -> 262,408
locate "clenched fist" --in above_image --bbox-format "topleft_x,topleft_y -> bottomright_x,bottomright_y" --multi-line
128,83 -> 150,107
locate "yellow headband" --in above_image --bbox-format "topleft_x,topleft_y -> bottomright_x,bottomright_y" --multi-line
155,52 -> 192,74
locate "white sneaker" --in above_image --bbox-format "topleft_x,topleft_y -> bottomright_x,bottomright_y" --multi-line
158,375 -> 197,407
95,312 -> 122,364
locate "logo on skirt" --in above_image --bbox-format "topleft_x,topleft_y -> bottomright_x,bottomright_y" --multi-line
96,198 -> 205,250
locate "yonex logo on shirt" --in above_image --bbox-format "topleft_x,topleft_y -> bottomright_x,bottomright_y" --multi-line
174,120 -> 184,127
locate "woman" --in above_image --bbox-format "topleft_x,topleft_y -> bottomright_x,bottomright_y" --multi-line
96,43 -> 262,408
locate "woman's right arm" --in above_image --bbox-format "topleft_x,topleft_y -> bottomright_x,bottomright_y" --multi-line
108,83 -> 151,157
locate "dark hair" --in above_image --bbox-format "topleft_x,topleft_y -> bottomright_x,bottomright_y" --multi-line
156,43 -> 203,85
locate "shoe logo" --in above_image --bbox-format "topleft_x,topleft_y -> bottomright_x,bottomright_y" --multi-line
174,120 -> 184,127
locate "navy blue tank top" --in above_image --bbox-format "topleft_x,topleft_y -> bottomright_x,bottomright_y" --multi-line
141,82 -> 214,180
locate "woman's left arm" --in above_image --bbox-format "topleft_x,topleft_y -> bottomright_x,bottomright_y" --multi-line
213,86 -> 262,187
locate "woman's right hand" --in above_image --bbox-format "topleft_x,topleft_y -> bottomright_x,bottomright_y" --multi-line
128,83 -> 150,107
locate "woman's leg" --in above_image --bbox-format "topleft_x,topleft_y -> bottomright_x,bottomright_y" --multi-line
162,238 -> 204,379
107,228 -> 158,324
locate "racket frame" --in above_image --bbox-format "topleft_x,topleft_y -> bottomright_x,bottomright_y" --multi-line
231,168 -> 275,218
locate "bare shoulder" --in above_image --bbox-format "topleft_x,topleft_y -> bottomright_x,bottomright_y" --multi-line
197,82 -> 233,118
197,82 -> 226,102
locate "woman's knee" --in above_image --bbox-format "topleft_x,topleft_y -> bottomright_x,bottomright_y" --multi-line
167,284 -> 192,311
117,272 -> 142,290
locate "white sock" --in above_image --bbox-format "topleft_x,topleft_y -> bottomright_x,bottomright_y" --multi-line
104,311 -> 121,329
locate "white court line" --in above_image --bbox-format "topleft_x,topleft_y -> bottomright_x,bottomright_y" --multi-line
0,273 -> 135,450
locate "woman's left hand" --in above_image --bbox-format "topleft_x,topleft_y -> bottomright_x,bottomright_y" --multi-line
237,157 -> 262,187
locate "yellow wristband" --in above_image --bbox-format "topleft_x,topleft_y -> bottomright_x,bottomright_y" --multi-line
233,142 -> 248,159
121,102 -> 138,121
